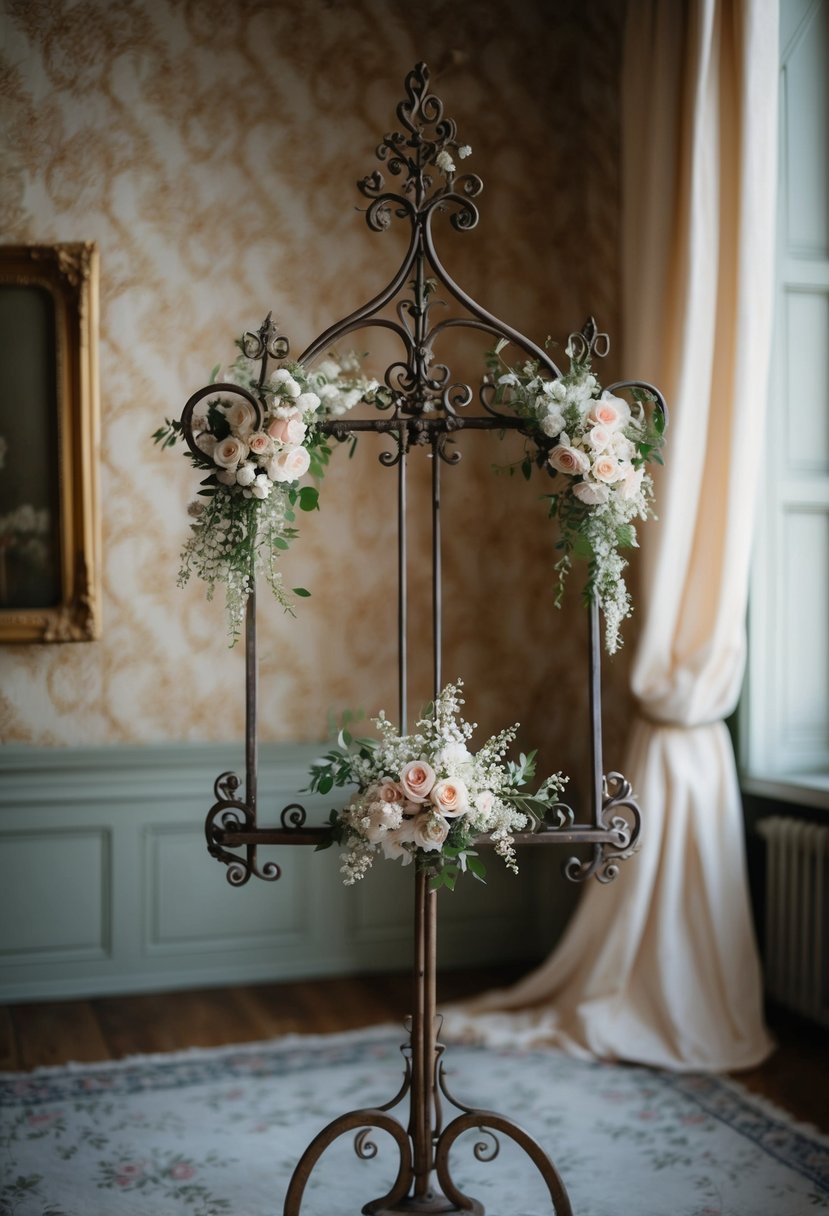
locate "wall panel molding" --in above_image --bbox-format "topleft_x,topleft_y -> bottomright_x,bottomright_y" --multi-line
0,744 -> 571,1001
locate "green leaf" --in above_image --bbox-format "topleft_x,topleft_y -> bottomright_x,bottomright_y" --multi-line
298,486 -> 320,512
467,855 -> 487,881
209,363 -> 221,384
292,587 -> 311,597
521,456 -> 533,481
318,774 -> 333,795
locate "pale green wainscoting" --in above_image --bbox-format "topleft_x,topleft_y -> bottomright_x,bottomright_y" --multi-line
0,745 -> 576,1002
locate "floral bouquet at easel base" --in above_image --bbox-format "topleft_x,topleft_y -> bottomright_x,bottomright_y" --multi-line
309,680 -> 570,890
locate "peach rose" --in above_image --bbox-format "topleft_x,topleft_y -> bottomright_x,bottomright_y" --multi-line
247,431 -> 274,459
376,777 -> 404,804
429,777 -> 469,818
588,392 -> 630,431
267,412 -> 307,446
548,438 -> 590,477
399,760 -> 436,803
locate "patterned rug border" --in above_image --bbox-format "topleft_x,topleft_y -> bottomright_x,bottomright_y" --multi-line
2,1026 -> 827,1194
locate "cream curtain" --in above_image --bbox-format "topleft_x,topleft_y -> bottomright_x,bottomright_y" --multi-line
443,0 -> 778,1071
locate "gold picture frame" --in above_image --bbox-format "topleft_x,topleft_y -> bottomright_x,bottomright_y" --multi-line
0,243 -> 101,641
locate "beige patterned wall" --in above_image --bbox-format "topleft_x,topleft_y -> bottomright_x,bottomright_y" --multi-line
0,0 -> 634,790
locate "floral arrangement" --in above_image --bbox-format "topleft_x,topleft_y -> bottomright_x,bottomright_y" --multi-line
488,338 -> 665,653
153,348 -> 381,640
309,679 -> 568,889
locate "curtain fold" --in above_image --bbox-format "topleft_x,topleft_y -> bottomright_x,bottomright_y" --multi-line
443,0 -> 778,1071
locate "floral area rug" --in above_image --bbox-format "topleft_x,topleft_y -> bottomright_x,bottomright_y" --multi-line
1,1026 -> 828,1216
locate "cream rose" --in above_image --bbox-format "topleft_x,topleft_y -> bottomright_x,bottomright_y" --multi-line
588,392 -> 630,431
195,432 -> 217,457
430,777 -> 468,818
225,400 -> 257,435
592,453 -> 625,483
267,446 -> 311,483
548,437 -> 590,477
410,812 -> 450,852
268,412 -> 307,446
213,435 -> 248,469
399,760 -> 436,803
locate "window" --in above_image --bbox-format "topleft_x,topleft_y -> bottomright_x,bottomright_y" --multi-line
743,0 -> 829,796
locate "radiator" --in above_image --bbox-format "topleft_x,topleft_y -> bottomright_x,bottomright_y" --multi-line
757,816 -> 829,1027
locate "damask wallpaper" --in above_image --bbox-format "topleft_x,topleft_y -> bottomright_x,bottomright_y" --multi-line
0,0 -> 633,790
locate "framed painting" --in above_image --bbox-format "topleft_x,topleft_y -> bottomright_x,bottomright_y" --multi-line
0,243 -> 101,641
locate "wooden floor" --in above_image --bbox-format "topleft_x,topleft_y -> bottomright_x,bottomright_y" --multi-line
2,967 -> 827,1133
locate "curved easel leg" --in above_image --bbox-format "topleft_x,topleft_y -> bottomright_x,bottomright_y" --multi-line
434,1110 -> 573,1216
283,1108 -> 413,1216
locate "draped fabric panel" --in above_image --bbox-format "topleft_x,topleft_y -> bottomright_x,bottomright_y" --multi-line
444,0 -> 778,1071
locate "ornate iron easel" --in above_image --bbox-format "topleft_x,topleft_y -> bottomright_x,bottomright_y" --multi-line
183,63 -> 665,1216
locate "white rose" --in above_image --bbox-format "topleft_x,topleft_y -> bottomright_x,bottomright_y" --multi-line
548,437 -> 590,477
539,407 -> 565,438
283,377 -> 301,398
612,431 -> 636,461
399,760 -> 436,803
618,464 -> 645,501
195,432 -> 217,457
318,383 -> 340,401
235,462 -> 257,486
573,480 -> 610,505
458,144 -> 472,159
295,392 -> 320,413
381,822 -> 416,862
225,400 -> 257,435
586,424 -> 612,452
250,473 -> 271,499
270,368 -> 292,385
216,468 -> 237,485
430,777 -> 468,818
433,742 -> 473,775
213,435 -> 248,469
410,812 -> 450,852
267,446 -> 311,483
